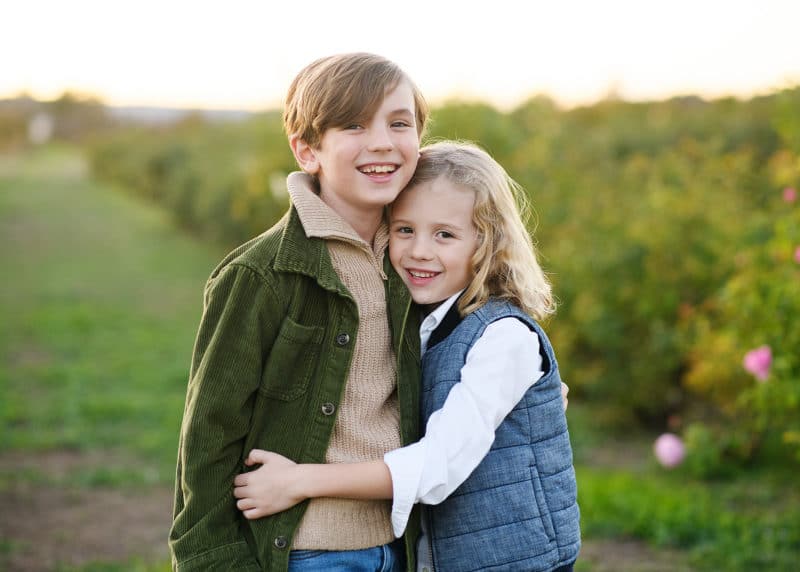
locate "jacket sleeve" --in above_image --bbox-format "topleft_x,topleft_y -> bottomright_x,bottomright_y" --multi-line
169,263 -> 279,571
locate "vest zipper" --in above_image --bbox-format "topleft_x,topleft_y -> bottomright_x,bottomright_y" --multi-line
426,509 -> 436,572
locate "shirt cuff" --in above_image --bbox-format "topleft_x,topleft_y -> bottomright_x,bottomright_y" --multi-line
383,442 -> 426,538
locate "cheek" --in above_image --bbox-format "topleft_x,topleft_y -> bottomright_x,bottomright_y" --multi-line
388,241 -> 402,267
462,246 -> 479,276
401,136 -> 420,158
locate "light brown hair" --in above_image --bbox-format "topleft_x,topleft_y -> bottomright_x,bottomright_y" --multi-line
283,53 -> 428,148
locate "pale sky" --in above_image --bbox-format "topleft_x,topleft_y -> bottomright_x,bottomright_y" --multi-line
3,0 -> 799,111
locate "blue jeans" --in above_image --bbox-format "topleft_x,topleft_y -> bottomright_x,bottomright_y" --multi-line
288,540 -> 405,572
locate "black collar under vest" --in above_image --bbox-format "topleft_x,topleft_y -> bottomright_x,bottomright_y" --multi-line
425,295 -> 466,352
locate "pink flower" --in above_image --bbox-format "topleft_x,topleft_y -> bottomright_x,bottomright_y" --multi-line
743,345 -> 772,382
795,246 -> 800,264
654,433 -> 685,468
784,187 -> 798,203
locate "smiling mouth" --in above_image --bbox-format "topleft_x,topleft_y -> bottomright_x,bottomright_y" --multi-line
358,164 -> 397,174
408,270 -> 439,279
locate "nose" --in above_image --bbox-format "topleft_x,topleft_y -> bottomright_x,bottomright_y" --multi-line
409,235 -> 433,260
367,125 -> 394,152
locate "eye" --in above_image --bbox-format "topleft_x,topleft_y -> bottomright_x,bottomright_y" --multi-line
391,120 -> 412,129
393,226 -> 413,235
343,123 -> 363,131
436,230 -> 455,239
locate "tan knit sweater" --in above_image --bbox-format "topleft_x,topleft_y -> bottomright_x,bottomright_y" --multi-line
287,173 -> 401,550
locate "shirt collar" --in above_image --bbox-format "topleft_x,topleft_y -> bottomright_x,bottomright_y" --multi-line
420,290 -> 463,355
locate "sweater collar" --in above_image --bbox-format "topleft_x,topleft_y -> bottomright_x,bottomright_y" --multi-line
274,173 -> 388,295
286,172 -> 389,257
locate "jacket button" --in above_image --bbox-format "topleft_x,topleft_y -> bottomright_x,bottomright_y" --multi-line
273,536 -> 288,550
321,402 -> 336,416
336,333 -> 350,346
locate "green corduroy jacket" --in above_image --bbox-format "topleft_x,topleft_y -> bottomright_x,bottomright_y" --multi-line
169,206 -> 421,571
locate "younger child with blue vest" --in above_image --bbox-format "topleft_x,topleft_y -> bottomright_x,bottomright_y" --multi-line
234,141 -> 581,571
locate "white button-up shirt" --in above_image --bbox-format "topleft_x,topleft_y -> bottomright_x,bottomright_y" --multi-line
383,292 -> 544,570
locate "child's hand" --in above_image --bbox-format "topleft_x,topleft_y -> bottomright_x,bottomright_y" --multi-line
561,381 -> 569,411
233,449 -> 305,519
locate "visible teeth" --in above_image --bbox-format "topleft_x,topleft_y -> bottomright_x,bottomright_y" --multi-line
409,270 -> 436,278
360,164 -> 396,174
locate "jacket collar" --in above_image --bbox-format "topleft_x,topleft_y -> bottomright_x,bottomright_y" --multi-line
273,206 -> 349,297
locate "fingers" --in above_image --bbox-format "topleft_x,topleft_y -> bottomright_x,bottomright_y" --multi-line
236,497 -> 256,511
243,507 -> 263,520
246,449 -> 271,466
233,473 -> 248,487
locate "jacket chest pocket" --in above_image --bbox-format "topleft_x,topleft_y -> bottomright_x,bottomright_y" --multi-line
259,316 -> 324,401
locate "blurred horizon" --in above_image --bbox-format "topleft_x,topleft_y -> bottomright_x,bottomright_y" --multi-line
4,0 -> 800,112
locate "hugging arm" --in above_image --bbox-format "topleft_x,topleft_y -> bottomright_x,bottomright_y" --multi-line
235,318 -> 547,538
233,450 -> 394,520
383,318 -> 543,535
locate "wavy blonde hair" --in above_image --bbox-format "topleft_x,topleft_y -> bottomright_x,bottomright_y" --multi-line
404,141 -> 555,320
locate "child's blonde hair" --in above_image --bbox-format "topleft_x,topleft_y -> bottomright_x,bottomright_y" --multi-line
283,53 -> 428,148
406,141 -> 555,320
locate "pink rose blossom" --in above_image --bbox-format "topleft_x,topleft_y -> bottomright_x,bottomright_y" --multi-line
784,187 -> 798,203
743,345 -> 772,382
654,433 -> 685,468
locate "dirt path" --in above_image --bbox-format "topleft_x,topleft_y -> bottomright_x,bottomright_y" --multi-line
0,454 -> 694,572
579,539 -> 695,571
0,451 -> 172,571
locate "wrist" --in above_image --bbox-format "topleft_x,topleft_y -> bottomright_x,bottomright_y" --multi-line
294,464 -> 323,500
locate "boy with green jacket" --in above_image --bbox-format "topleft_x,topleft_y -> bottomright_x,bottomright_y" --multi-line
169,53 -> 429,571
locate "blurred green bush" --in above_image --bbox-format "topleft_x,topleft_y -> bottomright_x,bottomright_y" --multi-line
88,112 -> 296,245
85,87 -> 800,471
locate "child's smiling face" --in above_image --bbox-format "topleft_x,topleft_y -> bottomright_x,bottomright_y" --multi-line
389,176 -> 479,308
298,80 -> 420,219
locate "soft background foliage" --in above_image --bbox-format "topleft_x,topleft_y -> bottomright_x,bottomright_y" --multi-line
79,87 -> 800,458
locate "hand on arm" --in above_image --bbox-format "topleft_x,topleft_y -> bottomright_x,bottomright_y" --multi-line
234,450 -> 304,519
234,449 -> 394,520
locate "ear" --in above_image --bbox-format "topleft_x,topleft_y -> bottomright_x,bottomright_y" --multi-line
289,134 -> 320,175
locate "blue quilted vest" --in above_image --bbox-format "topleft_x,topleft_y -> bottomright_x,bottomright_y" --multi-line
421,299 -> 580,572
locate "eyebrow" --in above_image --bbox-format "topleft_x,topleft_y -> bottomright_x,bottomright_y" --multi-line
389,108 -> 415,117
391,218 -> 468,232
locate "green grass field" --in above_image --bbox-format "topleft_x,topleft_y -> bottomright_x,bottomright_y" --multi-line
1,146 -> 797,571
0,145 -> 223,483
0,146 -> 224,570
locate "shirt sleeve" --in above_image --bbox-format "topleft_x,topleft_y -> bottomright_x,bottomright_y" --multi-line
383,317 -> 543,537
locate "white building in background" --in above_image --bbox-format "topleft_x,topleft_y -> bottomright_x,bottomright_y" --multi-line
28,112 -> 54,144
